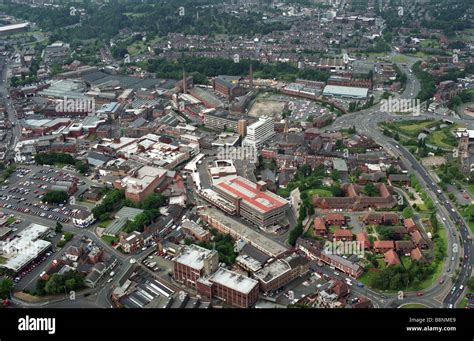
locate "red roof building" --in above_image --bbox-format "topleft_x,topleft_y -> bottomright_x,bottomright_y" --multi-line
356,232 -> 371,249
410,230 -> 428,249
324,213 -> 345,226
314,217 -> 327,236
374,240 -> 395,253
333,229 -> 353,241
384,249 -> 401,266
403,218 -> 418,233
410,247 -> 426,262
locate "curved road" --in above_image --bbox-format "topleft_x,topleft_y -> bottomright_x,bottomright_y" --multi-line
327,54 -> 473,308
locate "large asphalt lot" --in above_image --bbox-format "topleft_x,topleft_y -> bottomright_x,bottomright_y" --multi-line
0,165 -> 92,225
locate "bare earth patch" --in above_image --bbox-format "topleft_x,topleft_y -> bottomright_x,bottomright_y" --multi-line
248,99 -> 286,118
421,156 -> 447,168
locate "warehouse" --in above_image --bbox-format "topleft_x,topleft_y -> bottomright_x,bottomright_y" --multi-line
0,22 -> 30,36
0,224 -> 52,273
322,85 -> 369,99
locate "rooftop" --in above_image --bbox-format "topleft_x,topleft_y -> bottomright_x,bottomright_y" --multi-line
0,223 -> 51,272
254,258 -> 291,284
208,268 -> 258,294
323,85 -> 369,98
173,244 -> 217,270
115,206 -> 144,220
214,176 -> 288,214
0,22 -> 30,32
120,166 -> 167,194
199,208 -> 287,258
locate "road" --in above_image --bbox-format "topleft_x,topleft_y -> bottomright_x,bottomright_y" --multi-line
0,56 -> 21,162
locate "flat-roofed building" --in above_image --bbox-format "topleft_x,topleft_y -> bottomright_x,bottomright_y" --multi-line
323,85 -> 368,99
197,268 -> 259,308
236,254 -> 263,273
181,220 -> 211,241
0,22 -> 30,36
0,224 -> 51,273
199,208 -> 287,258
254,254 -> 310,292
172,244 -> 219,289
203,111 -> 248,136
114,165 -> 167,202
242,116 -> 275,149
213,176 -> 289,228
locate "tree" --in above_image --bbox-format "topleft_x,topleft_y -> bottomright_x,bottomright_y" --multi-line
36,279 -> 47,296
140,193 -> 165,211
42,191 -> 69,204
288,222 -> 304,246
44,274 -> 63,295
55,222 -> 63,234
268,159 -> 277,171
65,278 -> 76,291
35,152 -> 75,166
0,278 -> 13,299
377,226 -> 398,240
468,277 -> 474,291
402,207 -> 414,219
92,189 -> 125,221
331,169 -> 340,181
465,204 -> 474,222
364,183 -> 378,197
75,161 -> 89,175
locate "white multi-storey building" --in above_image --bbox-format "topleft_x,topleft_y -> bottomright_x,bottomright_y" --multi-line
242,116 -> 275,149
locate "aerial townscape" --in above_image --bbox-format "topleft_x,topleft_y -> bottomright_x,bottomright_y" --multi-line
0,0 -> 473,317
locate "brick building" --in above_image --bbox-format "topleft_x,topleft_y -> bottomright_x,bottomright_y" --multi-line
196,268 -> 259,308
114,165 -> 167,203
173,244 -> 219,289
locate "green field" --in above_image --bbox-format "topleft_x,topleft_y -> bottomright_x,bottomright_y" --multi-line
365,52 -> 388,61
388,120 -> 437,137
383,119 -> 460,149
466,184 -> 474,197
420,39 -> 440,49
98,220 -> 112,228
405,52 -> 431,60
358,269 -> 379,287
101,235 -> 119,245
426,125 -> 460,150
468,221 -> 474,234
128,41 -> 147,55
391,54 -> 409,64
308,189 -> 333,197
458,297 -> 468,308
416,227 -> 448,290
401,256 -> 412,269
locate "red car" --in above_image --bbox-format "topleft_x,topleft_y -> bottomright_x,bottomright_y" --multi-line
417,292 -> 424,297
